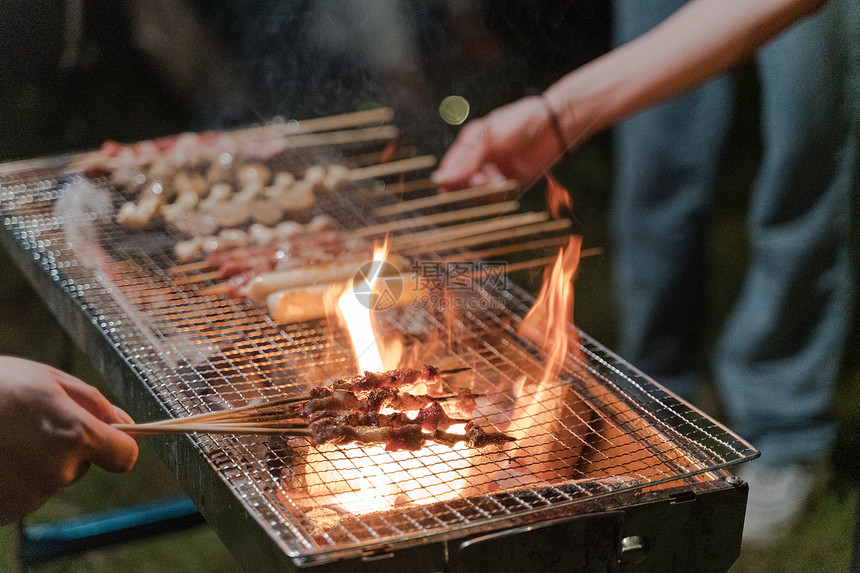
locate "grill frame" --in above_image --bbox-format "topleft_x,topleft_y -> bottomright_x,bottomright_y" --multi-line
0,148 -> 758,571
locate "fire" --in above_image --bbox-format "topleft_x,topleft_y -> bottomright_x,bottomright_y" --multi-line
381,138 -> 398,163
518,235 -> 583,384
334,236 -> 397,373
312,237 -> 480,514
546,174 -> 572,220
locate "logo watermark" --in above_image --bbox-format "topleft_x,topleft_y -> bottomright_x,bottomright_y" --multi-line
352,260 -> 510,312
351,260 -> 404,311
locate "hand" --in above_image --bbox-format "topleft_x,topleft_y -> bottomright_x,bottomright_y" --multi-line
432,96 -> 567,192
0,356 -> 139,524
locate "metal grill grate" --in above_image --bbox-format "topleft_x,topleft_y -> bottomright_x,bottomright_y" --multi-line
0,147 -> 757,565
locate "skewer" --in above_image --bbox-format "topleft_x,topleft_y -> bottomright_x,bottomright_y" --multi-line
230,108 -> 395,139
402,219 -> 572,256
168,260 -> 211,276
371,180 -> 519,218
441,236 -> 573,262
115,423 -> 313,437
129,368 -> 478,427
343,146 -> 419,168
451,246 -> 605,270
391,212 -> 549,252
347,155 -> 437,182
356,178 -> 436,199
277,126 -> 401,150
174,210 -> 548,287
275,108 -> 394,135
173,270 -> 223,286
344,201 -> 521,239
169,201 -> 520,277
146,394 -> 312,427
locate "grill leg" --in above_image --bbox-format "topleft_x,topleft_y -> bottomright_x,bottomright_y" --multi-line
17,495 -> 205,567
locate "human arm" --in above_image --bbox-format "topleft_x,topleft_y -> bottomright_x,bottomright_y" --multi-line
0,356 -> 139,525
432,0 -> 826,190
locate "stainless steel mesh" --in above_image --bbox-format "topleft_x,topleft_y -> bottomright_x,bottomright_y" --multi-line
0,142 -> 757,565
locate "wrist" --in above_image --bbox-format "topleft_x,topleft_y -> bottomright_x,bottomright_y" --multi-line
538,94 -> 567,153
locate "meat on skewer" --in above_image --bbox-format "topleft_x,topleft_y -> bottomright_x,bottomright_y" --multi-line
306,419 -> 514,450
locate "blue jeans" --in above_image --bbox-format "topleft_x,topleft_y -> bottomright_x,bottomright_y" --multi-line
611,0 -> 856,465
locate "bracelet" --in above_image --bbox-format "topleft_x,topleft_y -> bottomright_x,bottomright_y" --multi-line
540,95 -> 567,153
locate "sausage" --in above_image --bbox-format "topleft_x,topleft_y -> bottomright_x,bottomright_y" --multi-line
266,272 -> 428,323
244,255 -> 410,306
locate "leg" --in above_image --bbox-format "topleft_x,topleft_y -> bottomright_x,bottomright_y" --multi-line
714,1 -> 855,466
611,0 -> 733,400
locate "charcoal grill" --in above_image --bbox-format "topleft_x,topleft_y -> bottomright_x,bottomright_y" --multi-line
0,130 -> 758,572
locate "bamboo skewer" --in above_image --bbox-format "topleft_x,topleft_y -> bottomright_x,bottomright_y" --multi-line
168,260 -> 211,276
173,201 -> 525,276
144,394 -> 312,427
344,146 -> 419,168
391,212 -> 550,252
188,216 -> 559,292
229,108 -> 395,139
173,270 -> 223,286
172,209 -> 550,285
115,423 -> 313,437
371,180 -> 519,218
344,201 -> 521,239
347,155 -> 437,182
276,126 -> 401,150
441,236 -> 572,263
357,178 -> 436,199
274,108 -> 394,135
401,219 -> 572,256
451,246 -> 605,268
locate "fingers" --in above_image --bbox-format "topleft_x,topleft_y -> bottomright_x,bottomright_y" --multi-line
54,386 -> 139,474
53,369 -> 134,425
79,412 -> 140,474
432,120 -> 491,191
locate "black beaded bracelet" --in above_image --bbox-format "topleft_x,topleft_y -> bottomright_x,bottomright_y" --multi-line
540,95 -> 568,153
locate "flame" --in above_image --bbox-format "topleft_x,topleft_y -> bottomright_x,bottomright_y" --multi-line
518,235 -> 583,385
546,174 -> 572,220
381,139 -> 398,163
334,237 -> 395,373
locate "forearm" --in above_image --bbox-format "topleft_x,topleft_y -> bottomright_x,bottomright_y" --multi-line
545,0 -> 825,144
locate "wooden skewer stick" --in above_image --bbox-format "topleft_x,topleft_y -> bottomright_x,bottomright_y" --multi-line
403,219 -> 572,256
231,108 -> 395,139
347,155 -> 437,182
279,108 -> 394,134
277,126 -> 401,150
173,270 -> 223,286
193,220 -> 563,296
466,248 -> 605,276
344,146 -> 419,168
441,236 -> 572,263
172,207 -> 536,283
145,394 -> 312,427
356,177 -> 436,199
168,260 -> 211,276
372,180 -> 519,218
391,212 -> 549,252
198,283 -> 232,297
115,423 -> 313,437
345,201 -> 521,239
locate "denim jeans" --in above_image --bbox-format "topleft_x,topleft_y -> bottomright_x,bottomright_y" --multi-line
611,0 -> 856,465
